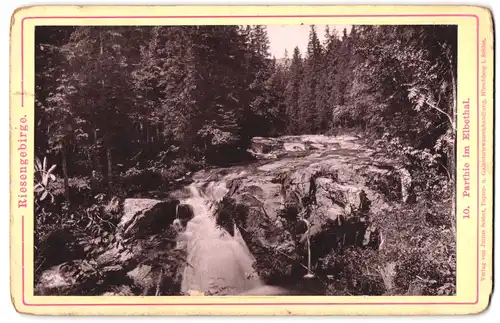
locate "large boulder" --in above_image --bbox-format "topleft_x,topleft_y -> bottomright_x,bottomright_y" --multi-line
34,263 -> 79,296
35,259 -> 119,296
96,240 -> 141,266
36,197 -> 185,296
126,264 -> 164,295
118,198 -> 179,238
250,137 -> 281,154
283,142 -> 306,152
217,157 -> 383,286
228,175 -> 283,221
35,228 -> 85,272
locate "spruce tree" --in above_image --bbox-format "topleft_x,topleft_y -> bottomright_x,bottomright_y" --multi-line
284,46 -> 303,134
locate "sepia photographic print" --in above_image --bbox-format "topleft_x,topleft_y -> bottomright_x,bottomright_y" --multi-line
10,5 -> 493,316
33,21 -> 459,297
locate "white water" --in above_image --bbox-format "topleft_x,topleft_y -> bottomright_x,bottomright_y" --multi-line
176,135 -> 368,296
178,179 -> 263,295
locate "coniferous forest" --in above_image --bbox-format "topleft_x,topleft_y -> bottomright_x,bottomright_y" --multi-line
34,25 -> 457,297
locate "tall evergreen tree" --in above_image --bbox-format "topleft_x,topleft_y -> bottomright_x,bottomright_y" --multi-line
298,25 -> 323,134
284,46 -> 303,134
35,24 -> 457,201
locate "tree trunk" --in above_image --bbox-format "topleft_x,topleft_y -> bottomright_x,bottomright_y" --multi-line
92,128 -> 102,175
450,67 -> 457,238
140,122 -> 145,144
449,66 -> 457,182
61,144 -> 71,205
106,146 -> 113,193
447,54 -> 457,239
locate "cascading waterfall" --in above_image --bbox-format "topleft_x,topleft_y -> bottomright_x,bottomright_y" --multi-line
177,177 -> 264,296
169,135 -> 374,295
300,218 -> 315,279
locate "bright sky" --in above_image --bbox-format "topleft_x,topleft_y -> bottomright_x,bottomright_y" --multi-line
266,24 -> 352,59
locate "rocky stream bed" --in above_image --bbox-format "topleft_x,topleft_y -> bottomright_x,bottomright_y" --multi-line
35,135 -> 415,296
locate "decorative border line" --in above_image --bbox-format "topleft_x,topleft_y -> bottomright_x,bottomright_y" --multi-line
20,13 -> 480,307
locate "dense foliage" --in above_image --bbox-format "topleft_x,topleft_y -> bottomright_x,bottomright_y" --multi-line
36,24 -> 456,200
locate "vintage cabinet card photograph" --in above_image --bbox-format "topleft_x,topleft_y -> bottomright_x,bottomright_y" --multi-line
9,5 -> 494,316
